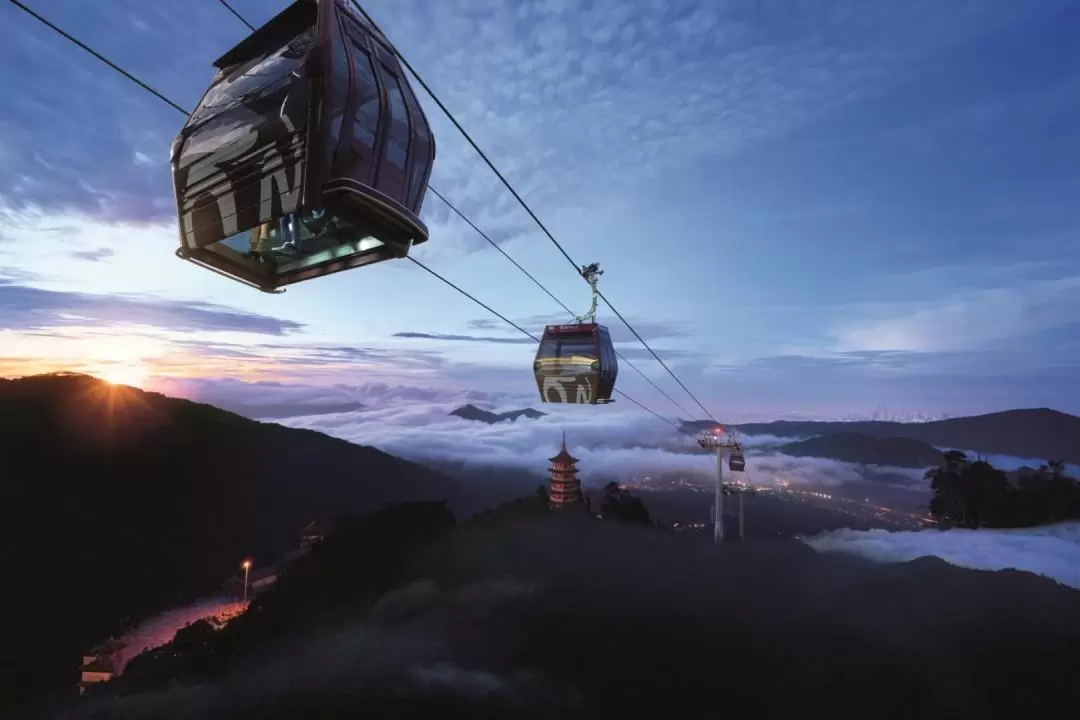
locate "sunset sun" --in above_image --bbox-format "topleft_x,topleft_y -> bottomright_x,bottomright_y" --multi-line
94,363 -> 150,389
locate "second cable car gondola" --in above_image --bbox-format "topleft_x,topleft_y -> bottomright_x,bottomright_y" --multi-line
533,263 -> 618,404
170,0 -> 435,292
728,446 -> 746,473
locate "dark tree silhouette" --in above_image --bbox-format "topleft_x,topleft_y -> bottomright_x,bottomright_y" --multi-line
926,452 -> 1080,528
70,498 -> 1080,720
468,485 -> 551,525
599,482 -> 654,525
108,501 -> 456,694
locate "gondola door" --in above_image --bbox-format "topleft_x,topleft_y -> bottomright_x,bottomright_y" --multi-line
336,14 -> 381,197
595,325 -> 617,403
302,0 -> 345,214
321,1 -> 422,255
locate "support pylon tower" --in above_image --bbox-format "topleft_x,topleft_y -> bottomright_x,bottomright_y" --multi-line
697,427 -> 749,543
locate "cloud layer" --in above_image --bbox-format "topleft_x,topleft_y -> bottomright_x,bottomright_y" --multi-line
370,0 -> 1044,250
212,380 -> 931,506
803,522 -> 1080,590
0,280 -> 304,336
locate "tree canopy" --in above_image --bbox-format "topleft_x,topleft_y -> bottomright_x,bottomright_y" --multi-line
599,482 -> 655,525
926,452 -> 1080,528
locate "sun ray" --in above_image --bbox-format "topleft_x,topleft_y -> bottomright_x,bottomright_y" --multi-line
93,363 -> 150,389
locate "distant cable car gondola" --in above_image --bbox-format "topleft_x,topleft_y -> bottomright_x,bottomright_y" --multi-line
729,444 -> 746,472
170,0 -> 435,292
533,263 -> 618,404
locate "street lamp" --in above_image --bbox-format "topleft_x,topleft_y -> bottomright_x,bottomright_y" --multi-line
241,559 -> 252,602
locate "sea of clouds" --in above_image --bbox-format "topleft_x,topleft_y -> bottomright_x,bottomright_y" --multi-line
180,379 -> 926,493
803,522 -> 1080,591
163,378 -> 1079,591
166,376 -> 1076,488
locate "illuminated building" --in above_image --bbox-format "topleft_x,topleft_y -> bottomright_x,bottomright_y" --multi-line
77,638 -> 125,694
548,432 -> 583,509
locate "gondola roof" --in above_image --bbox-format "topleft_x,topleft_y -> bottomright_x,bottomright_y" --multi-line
213,0 -> 315,71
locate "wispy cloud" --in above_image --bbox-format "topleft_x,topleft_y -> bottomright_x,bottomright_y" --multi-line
0,281 -> 305,335
464,314 -> 691,344
394,331 -> 534,345
0,0 -> 251,223
70,247 -> 115,262
0,0 -> 1039,250
377,0 -> 1046,251
829,276 -> 1080,354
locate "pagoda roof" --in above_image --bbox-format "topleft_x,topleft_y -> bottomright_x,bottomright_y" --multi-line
548,431 -> 579,464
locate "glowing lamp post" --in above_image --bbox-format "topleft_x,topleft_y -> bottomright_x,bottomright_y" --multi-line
241,559 -> 252,602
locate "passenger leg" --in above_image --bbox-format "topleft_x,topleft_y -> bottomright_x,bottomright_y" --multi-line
272,213 -> 302,258
248,222 -> 269,259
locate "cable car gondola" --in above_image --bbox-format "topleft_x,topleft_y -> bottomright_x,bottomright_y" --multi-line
729,443 -> 746,472
533,263 -> 618,404
170,0 -> 435,292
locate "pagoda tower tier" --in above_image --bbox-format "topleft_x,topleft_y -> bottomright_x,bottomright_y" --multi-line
548,431 -> 582,509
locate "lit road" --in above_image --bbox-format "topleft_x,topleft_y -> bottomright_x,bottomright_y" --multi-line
111,597 -> 248,673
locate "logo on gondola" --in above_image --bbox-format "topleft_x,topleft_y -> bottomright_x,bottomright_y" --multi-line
255,142 -> 302,222
180,124 -> 304,249
542,375 -> 593,404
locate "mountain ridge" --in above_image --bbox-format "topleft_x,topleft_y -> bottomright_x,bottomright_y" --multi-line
0,372 -> 459,710
681,408 -> 1080,463
450,403 -> 547,424
778,432 -> 946,468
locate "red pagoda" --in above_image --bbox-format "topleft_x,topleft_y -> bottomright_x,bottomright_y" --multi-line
548,432 -> 582,509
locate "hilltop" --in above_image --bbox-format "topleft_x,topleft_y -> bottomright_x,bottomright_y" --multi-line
0,373 -> 459,711
682,408 -> 1080,463
68,504 -> 1080,720
779,433 -> 946,468
450,403 -> 547,424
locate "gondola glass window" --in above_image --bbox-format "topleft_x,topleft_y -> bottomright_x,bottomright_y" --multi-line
176,53 -> 305,172
328,22 -> 350,151
351,43 -> 379,149
537,337 -> 597,361
383,71 -> 410,169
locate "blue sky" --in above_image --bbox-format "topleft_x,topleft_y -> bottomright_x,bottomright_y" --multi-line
0,0 -> 1077,421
